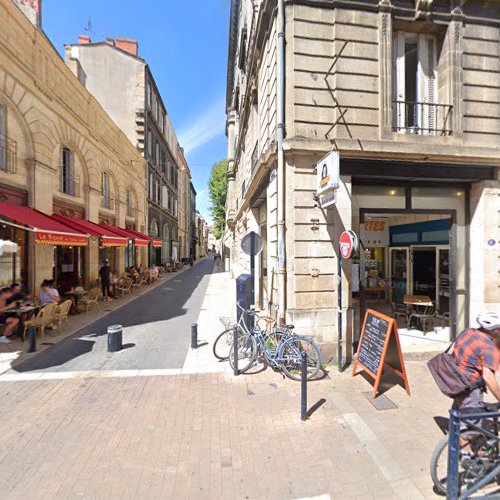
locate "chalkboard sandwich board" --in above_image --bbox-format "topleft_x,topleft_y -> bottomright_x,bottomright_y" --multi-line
352,309 -> 410,399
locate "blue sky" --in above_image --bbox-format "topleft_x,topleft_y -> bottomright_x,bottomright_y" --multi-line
43,0 -> 230,223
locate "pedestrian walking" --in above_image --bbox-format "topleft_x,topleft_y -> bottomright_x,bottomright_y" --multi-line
189,255 -> 194,269
99,259 -> 112,302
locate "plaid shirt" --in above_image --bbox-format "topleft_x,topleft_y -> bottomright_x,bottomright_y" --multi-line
453,329 -> 500,383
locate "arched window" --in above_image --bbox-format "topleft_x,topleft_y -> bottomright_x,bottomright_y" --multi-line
149,218 -> 159,237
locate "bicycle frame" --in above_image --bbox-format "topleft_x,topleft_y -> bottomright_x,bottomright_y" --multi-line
447,407 -> 500,499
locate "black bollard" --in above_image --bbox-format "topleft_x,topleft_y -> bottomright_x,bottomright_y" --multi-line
191,323 -> 198,349
233,325 -> 238,376
301,351 -> 308,421
107,324 -> 123,352
27,326 -> 37,353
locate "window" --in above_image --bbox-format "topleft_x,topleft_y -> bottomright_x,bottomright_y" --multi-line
156,181 -> 161,204
147,130 -> 153,157
60,148 -> 75,196
162,186 -> 168,209
393,32 -> 447,135
0,105 -> 5,171
146,83 -> 152,109
126,188 -> 133,217
155,99 -> 160,122
174,199 -> 178,218
155,142 -> 160,166
149,173 -> 154,200
101,171 -> 111,208
150,219 -> 159,237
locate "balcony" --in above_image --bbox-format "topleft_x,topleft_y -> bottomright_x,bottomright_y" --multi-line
59,172 -> 80,197
0,134 -> 17,173
101,194 -> 114,210
392,101 -> 453,136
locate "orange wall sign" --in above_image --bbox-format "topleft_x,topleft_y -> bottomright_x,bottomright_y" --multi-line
352,309 -> 410,398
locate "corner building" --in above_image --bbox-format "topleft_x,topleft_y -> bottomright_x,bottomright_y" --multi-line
0,0 -> 147,293
225,0 -> 500,360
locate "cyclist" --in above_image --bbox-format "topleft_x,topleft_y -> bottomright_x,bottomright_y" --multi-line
452,312 -> 500,413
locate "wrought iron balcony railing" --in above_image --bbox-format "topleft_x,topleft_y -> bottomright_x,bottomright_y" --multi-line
59,171 -> 81,197
392,101 -> 453,136
0,134 -> 17,173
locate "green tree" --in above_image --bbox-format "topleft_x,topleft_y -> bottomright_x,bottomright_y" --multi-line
208,159 -> 228,239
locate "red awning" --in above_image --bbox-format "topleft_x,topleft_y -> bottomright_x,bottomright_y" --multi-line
0,202 -> 88,246
126,228 -> 163,248
51,215 -> 128,247
99,225 -> 149,247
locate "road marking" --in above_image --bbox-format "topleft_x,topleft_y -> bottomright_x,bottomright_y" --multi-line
0,368 -> 183,382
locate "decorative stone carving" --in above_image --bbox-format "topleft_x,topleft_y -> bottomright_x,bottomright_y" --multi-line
415,0 -> 433,19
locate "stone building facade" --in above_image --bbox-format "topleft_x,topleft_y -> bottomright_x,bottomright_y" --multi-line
65,36 -> 180,265
0,0 -> 147,292
177,147 -> 192,261
226,0 -> 500,359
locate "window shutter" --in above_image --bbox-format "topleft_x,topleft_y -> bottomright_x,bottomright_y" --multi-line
393,32 -> 406,130
417,35 -> 437,134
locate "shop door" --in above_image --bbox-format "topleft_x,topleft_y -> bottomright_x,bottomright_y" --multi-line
436,246 -> 450,314
390,247 -> 410,304
411,246 -> 437,301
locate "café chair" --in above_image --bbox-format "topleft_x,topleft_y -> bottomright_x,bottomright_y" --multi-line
409,303 -> 435,334
54,300 -> 73,333
22,303 -> 58,341
117,278 -> 133,296
78,288 -> 100,312
390,301 -> 409,326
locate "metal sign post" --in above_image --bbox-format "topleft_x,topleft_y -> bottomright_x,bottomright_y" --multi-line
338,230 -> 359,372
241,231 -> 264,308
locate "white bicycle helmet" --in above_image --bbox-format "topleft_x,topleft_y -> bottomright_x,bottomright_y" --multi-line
477,312 -> 500,331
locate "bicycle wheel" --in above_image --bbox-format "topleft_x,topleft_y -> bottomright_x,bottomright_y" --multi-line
430,431 -> 498,496
213,328 -> 233,360
228,333 -> 257,374
278,336 -> 321,381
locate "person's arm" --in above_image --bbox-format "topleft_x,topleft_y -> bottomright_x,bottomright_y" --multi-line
48,290 -> 60,303
483,367 -> 500,402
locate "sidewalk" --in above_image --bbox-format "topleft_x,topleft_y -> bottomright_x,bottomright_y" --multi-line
0,267 -> 460,499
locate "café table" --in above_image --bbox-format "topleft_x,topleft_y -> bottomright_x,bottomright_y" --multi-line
65,290 -> 88,314
110,279 -> 121,298
9,303 -> 43,339
404,294 -> 434,331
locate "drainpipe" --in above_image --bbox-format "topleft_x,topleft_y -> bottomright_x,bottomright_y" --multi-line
277,0 -> 286,324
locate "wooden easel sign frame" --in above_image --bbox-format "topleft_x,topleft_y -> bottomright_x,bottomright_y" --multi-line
352,309 -> 411,399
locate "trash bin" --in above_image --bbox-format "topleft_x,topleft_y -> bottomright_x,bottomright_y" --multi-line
107,324 -> 123,352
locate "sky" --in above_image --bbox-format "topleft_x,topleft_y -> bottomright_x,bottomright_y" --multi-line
42,0 -> 230,223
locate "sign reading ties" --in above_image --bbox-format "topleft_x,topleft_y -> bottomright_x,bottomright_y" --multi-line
360,221 -> 390,247
352,309 -> 411,398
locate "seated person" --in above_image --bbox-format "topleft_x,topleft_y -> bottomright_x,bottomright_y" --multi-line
0,287 -> 20,344
7,283 -> 28,305
39,280 -> 60,305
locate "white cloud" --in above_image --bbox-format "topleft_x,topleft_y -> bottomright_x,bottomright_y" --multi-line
178,96 -> 226,155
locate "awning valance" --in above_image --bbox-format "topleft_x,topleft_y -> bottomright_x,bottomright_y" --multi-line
100,225 -> 149,247
126,228 -> 163,248
0,202 -> 88,246
51,215 -> 128,247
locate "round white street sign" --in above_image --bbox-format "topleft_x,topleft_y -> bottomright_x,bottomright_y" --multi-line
241,232 -> 264,256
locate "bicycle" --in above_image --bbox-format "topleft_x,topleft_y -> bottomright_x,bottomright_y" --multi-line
228,304 -> 322,381
430,402 -> 500,496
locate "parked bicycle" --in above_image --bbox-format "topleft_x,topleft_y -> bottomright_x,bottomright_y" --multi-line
228,303 -> 322,381
430,402 -> 500,496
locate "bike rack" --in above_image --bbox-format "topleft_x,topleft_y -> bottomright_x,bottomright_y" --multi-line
447,408 -> 500,499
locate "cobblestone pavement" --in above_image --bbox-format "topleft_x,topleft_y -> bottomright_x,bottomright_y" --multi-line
0,268 -> 459,499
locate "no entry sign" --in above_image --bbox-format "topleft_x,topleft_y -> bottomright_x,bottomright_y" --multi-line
339,230 -> 358,260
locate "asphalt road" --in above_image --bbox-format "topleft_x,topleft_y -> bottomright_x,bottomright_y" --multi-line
10,259 -> 214,374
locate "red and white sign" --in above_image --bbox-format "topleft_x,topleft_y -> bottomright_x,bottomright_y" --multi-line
339,230 -> 358,260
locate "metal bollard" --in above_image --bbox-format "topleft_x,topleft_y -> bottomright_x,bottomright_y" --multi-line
107,324 -> 123,352
301,351 -> 308,421
446,408 -> 461,500
191,323 -> 198,349
27,326 -> 37,353
233,325 -> 239,376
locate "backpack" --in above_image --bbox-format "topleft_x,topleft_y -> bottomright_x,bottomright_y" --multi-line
427,343 -> 484,398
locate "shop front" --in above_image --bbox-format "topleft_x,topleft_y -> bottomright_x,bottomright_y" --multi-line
99,225 -> 149,269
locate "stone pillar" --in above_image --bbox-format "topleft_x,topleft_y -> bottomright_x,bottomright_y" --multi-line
378,0 -> 393,139
469,179 -> 500,321
450,6 -> 464,138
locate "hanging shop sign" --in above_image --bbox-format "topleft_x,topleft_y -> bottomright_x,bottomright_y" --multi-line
339,230 -> 358,260
352,309 -> 411,399
316,151 -> 339,195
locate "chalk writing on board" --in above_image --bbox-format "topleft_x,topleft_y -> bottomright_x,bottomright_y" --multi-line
357,312 -> 390,376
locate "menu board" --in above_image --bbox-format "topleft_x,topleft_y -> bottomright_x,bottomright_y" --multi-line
353,309 -> 411,398
357,312 -> 390,376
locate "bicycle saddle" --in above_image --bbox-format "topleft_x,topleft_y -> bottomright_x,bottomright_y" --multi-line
485,402 -> 500,412
283,324 -> 295,330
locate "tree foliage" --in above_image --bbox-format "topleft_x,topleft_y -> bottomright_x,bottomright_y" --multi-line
208,159 -> 228,239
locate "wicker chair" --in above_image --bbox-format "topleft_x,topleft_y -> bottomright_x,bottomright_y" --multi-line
54,300 -> 73,332
78,288 -> 100,312
116,278 -> 132,296
23,303 -> 59,340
